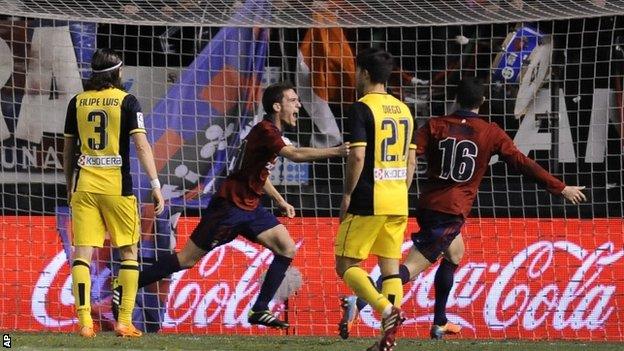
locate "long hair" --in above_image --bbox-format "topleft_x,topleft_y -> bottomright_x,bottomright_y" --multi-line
84,48 -> 125,91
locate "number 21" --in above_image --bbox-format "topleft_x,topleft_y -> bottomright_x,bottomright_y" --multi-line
381,117 -> 411,162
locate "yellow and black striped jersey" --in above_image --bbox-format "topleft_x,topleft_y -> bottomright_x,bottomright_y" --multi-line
346,92 -> 416,216
64,88 -> 146,196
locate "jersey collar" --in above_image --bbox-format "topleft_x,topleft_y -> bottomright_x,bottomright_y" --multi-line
454,109 -> 480,118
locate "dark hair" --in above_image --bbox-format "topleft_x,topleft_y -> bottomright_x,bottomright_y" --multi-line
455,76 -> 485,109
356,47 -> 394,84
262,81 -> 295,115
84,48 -> 124,91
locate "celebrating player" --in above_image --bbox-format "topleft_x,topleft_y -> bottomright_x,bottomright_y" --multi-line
63,48 -> 164,338
335,47 -> 417,351
339,76 -> 587,340
120,82 -> 350,329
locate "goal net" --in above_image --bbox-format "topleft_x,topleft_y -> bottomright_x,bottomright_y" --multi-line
0,0 -> 623,341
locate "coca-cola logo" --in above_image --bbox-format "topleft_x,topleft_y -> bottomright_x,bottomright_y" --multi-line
30,238 -> 623,335
359,240 -> 623,333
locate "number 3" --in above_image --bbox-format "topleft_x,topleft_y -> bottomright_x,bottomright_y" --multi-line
87,110 -> 108,150
438,137 -> 478,182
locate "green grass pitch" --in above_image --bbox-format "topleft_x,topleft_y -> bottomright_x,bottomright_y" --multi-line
5,332 -> 624,351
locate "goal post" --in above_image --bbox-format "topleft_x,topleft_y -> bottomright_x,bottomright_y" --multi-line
0,0 -> 623,341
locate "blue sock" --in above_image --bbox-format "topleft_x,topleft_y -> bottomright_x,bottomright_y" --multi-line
138,252 -> 182,288
355,264 -> 410,311
433,259 -> 458,326
252,254 -> 292,312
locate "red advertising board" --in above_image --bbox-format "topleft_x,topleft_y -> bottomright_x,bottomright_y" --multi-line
1,216 -> 623,340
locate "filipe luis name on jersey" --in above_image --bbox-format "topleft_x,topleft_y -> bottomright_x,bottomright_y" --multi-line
78,97 -> 120,107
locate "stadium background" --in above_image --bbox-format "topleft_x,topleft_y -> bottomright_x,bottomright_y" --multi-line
0,0 -> 623,342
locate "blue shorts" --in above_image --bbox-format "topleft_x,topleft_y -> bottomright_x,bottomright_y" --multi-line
411,209 -> 465,263
190,197 -> 280,251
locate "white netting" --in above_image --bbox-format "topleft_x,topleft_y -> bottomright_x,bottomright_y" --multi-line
0,0 -> 623,343
0,0 -> 624,27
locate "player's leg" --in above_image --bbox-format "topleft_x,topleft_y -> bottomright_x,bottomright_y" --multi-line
72,245 -> 96,337
114,244 -> 142,337
245,205 -> 294,328
335,214 -> 397,343
70,191 -> 106,338
137,197 -> 232,288
369,215 -> 409,351
431,234 -> 465,340
103,194 -> 144,337
410,210 -> 465,339
137,236 -> 207,288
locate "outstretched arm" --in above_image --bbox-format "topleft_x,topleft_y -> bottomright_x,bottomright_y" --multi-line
496,127 -> 587,204
278,142 -> 350,163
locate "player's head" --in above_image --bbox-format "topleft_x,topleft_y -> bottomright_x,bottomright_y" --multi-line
455,76 -> 486,110
85,48 -> 124,91
263,81 -> 301,127
355,47 -> 394,95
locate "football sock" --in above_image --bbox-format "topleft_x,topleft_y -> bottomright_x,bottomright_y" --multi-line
138,252 -> 181,288
343,266 -> 390,315
433,258 -> 458,326
356,264 -> 410,311
71,259 -> 92,328
117,260 -> 139,326
381,275 -> 403,308
252,254 -> 292,312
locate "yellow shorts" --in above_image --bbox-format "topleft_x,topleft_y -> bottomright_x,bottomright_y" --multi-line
70,191 -> 140,248
334,214 -> 407,260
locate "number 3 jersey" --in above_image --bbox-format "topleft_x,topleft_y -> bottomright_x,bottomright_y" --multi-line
415,109 -> 565,218
64,88 -> 146,196
347,92 -> 416,216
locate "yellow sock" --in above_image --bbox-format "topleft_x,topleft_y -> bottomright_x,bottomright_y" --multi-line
117,260 -> 139,326
71,259 -> 92,328
381,276 -> 403,308
343,266 -> 391,315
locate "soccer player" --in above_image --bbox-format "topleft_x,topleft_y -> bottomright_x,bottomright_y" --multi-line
63,48 -> 164,338
335,47 -> 417,351
122,81 -> 349,329
339,76 -> 587,340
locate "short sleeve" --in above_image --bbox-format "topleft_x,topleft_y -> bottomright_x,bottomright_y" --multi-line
414,120 -> 431,156
63,95 -> 78,137
345,102 -> 372,147
122,94 -> 146,135
264,123 -> 287,154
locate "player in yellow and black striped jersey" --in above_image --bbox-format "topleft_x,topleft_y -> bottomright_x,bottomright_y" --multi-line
62,48 -> 164,339
335,47 -> 417,351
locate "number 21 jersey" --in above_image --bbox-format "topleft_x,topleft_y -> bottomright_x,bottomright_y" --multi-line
64,88 -> 146,196
347,92 -> 416,216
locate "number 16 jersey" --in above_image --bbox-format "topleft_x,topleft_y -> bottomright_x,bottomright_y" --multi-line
64,88 -> 146,196
347,92 -> 416,216
415,109 -> 565,218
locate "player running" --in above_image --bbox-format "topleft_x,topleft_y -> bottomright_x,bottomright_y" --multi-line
115,81 -> 349,329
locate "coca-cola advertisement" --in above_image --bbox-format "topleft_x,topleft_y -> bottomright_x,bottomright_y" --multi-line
2,216 -> 623,340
